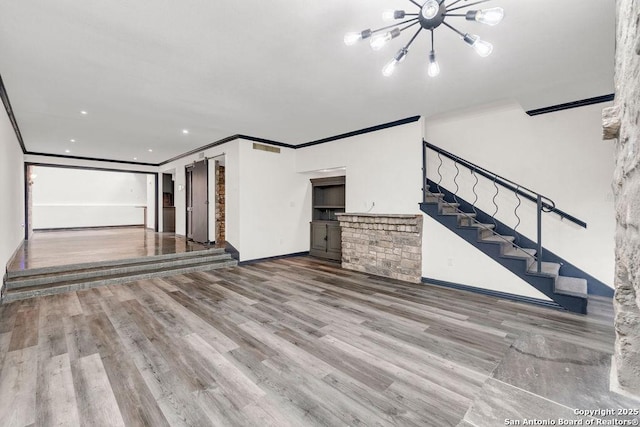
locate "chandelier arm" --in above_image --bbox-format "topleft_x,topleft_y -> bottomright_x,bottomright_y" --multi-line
446,0 -> 465,9
407,0 -> 423,8
431,29 -> 435,51
399,20 -> 421,33
447,0 -> 492,12
403,27 -> 423,50
444,13 -> 466,17
441,21 -> 465,37
371,18 -> 419,34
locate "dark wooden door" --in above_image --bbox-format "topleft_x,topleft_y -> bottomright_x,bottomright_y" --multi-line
186,160 -> 208,243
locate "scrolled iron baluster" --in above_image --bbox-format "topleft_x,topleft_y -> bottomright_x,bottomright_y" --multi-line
452,161 -> 460,205
513,185 -> 522,246
491,176 -> 499,228
470,168 -> 479,216
436,152 -> 444,194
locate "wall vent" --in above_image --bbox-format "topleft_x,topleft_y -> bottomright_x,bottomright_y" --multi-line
252,143 -> 280,154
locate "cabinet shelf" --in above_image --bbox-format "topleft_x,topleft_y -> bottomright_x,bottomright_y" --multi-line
310,176 -> 345,261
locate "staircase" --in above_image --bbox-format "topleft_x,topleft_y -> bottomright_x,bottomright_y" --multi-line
2,248 -> 237,303
420,181 -> 588,314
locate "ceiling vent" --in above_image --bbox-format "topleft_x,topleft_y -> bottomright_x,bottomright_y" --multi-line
252,143 -> 280,154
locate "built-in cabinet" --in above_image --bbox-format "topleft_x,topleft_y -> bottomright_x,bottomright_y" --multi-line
310,176 -> 345,261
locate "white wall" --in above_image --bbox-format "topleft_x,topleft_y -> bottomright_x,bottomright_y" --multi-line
237,139 -> 308,261
0,108 -> 25,272
296,120 -> 424,215
31,166 -> 148,229
423,101 -> 615,295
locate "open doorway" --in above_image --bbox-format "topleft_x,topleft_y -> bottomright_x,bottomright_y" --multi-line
26,164 -> 157,234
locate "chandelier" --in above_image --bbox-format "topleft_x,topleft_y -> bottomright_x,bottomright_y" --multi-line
344,0 -> 504,77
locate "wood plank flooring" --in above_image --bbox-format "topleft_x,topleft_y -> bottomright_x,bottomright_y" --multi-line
8,228 -> 209,272
0,256 -> 618,426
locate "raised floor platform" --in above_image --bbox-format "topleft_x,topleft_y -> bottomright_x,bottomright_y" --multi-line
8,227 -> 211,273
3,227 -> 236,302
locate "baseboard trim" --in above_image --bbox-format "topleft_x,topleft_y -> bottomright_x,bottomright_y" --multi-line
421,277 -> 564,310
239,251 -> 310,266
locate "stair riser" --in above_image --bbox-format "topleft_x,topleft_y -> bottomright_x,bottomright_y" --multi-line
6,254 -> 231,290
2,260 -> 238,303
459,217 -> 479,227
425,195 -> 443,203
6,248 -> 227,279
440,204 -> 460,214
477,228 -> 495,240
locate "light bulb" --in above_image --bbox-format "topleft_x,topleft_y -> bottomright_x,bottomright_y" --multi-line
382,10 -> 405,21
382,10 -> 395,22
471,7 -> 504,26
344,32 -> 362,46
382,59 -> 398,77
382,48 -> 408,77
370,33 -> 392,50
473,39 -> 493,57
369,28 -> 400,51
428,51 -> 440,77
421,0 -> 440,20
463,34 -> 493,57
344,29 -> 371,46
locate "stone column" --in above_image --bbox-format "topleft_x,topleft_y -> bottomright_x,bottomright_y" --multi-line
603,0 -> 640,397
214,161 -> 226,248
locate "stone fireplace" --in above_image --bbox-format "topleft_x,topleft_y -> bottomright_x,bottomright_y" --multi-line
336,213 -> 423,283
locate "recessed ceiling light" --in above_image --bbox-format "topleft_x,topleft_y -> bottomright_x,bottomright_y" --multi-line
70,139 -> 76,142
182,129 -> 189,134
148,149 -> 153,152
133,157 -> 138,160
65,149 -> 70,153
80,111 -> 88,115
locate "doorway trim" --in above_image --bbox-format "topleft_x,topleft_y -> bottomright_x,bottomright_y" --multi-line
24,162 -> 159,239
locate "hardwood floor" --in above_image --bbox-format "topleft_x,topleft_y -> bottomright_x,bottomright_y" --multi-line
0,256 -> 622,426
8,228 -> 209,272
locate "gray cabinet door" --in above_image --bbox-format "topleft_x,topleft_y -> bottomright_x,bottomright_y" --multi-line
310,221 -> 341,261
326,223 -> 342,261
310,222 -> 327,257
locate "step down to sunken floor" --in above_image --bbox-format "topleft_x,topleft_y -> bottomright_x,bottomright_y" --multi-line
420,186 -> 589,314
2,248 -> 237,303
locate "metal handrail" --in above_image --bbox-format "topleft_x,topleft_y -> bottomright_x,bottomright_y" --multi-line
422,140 -> 587,274
424,141 -> 586,228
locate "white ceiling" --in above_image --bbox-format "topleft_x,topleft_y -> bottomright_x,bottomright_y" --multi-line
0,0 -> 615,164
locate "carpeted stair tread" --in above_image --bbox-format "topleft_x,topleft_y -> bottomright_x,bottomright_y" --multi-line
503,247 -> 537,259
442,212 -> 476,218
555,276 -> 588,297
480,235 -> 515,243
527,261 -> 561,277
465,223 -> 495,230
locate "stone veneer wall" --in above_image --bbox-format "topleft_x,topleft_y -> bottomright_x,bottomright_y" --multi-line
604,0 -> 640,397
214,161 -> 226,248
337,213 -> 423,283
